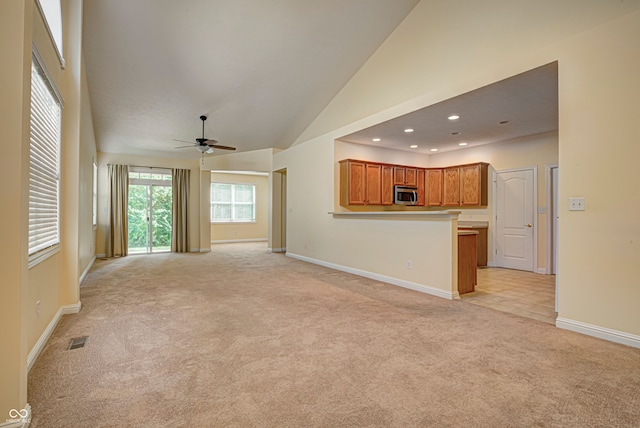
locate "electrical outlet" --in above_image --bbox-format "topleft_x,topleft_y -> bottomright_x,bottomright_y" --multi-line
569,197 -> 585,211
36,300 -> 40,319
406,260 -> 412,270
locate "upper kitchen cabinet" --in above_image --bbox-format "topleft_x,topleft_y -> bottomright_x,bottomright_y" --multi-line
426,169 -> 443,206
442,162 -> 489,207
340,159 -> 394,206
442,167 -> 460,206
340,159 -> 366,205
460,163 -> 488,206
393,166 -> 418,186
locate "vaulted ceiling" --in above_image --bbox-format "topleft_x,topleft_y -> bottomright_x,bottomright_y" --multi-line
82,0 -> 420,159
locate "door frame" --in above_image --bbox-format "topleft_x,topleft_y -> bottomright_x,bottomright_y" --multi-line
546,164 -> 559,275
492,166 -> 538,272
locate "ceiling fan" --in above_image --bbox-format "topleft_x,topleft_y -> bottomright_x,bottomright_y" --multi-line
174,115 -> 236,154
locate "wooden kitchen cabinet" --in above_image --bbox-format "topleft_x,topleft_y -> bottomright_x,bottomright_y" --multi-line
442,167 -> 460,206
381,164 -> 394,205
460,163 -> 488,206
442,163 -> 489,207
340,160 -> 366,205
393,166 -> 418,186
340,159 -> 394,206
426,169 -> 443,206
416,169 -> 425,206
458,231 -> 478,295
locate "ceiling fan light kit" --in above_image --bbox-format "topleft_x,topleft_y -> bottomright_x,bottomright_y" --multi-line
173,116 -> 237,155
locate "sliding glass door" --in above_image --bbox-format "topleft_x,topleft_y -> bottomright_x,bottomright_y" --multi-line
128,169 -> 172,254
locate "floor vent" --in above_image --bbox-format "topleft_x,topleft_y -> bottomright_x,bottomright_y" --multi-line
67,336 -> 89,350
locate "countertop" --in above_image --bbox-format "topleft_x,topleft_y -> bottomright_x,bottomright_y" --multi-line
458,221 -> 489,229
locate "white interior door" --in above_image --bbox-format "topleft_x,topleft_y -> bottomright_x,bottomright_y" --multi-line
495,169 -> 535,271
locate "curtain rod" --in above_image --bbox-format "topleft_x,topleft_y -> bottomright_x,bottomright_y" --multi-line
106,164 -> 181,170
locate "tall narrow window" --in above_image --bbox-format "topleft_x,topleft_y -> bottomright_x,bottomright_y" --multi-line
211,183 -> 256,223
29,54 -> 62,265
36,0 -> 64,65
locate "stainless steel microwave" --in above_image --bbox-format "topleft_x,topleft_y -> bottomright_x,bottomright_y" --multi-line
394,185 -> 418,205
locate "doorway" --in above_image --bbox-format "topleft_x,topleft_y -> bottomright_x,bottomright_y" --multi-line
128,168 -> 173,254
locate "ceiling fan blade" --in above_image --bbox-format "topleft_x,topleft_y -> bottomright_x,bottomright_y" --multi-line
210,144 -> 236,151
172,139 -> 194,144
174,145 -> 195,149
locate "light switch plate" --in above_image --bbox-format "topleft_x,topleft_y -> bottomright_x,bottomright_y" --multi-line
569,197 -> 585,211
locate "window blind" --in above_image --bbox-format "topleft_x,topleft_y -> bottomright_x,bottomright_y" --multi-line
29,59 -> 62,256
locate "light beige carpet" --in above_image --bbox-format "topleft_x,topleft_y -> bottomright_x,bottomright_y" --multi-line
28,243 -> 640,427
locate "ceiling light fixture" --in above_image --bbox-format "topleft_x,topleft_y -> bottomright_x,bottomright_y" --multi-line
459,142 -> 468,146
404,128 -> 414,133
430,148 -> 438,152
448,115 -> 460,120
410,145 -> 418,149
372,138 -> 381,142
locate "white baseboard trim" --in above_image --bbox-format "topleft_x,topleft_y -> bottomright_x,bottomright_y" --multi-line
79,256 -> 96,286
269,247 -> 286,253
0,403 -> 31,427
536,267 -> 547,274
286,252 -> 458,300
199,248 -> 212,253
27,302 -> 82,372
212,238 -> 268,244
556,317 -> 640,349
96,253 -> 106,259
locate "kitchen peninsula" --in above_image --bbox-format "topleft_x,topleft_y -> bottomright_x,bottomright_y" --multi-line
328,210 -> 477,299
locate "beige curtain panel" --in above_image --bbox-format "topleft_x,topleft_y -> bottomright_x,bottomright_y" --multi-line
106,164 -> 129,257
172,168 -> 190,252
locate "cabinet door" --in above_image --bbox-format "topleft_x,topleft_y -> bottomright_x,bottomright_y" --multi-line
340,160 -> 366,205
393,166 -> 406,185
460,164 -> 480,206
416,169 -> 425,206
381,165 -> 394,205
442,167 -> 460,206
426,169 -> 443,206
366,163 -> 382,205
405,168 -> 418,186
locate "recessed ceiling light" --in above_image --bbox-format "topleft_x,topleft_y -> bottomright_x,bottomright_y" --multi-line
459,142 -> 468,146
430,148 -> 438,152
404,128 -> 414,133
410,145 -> 418,149
448,115 -> 460,120
499,120 -> 510,125
372,138 -> 381,142
451,132 -> 460,136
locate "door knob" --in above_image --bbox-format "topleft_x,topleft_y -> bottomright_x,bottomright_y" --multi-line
527,224 -> 532,228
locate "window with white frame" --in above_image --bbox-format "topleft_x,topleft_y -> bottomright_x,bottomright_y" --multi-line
29,54 -> 62,265
211,183 -> 256,223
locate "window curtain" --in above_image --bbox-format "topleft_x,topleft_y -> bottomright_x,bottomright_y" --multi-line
106,164 -> 129,257
172,168 -> 190,252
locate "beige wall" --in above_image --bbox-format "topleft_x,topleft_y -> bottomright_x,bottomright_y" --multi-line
0,0 -> 31,415
96,153 -> 202,255
210,173 -> 269,242
0,0 -> 95,415
280,0 -> 640,340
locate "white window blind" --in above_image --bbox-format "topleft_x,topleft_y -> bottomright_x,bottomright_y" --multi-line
29,58 -> 62,258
